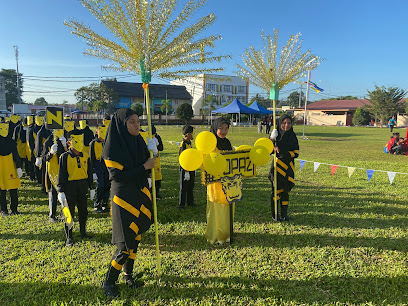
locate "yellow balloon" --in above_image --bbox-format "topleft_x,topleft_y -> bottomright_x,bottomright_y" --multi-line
254,138 -> 274,154
203,152 -> 227,176
249,146 -> 270,166
195,131 -> 217,154
179,148 -> 204,171
236,145 -> 253,151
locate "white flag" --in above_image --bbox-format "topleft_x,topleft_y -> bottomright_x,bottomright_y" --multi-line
387,172 -> 396,184
313,162 -> 320,172
347,167 -> 356,178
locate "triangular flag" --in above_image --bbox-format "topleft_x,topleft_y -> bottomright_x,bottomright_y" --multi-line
176,142 -> 180,147
347,167 -> 355,178
299,160 -> 306,170
313,162 -> 320,172
387,172 -> 396,184
331,165 -> 338,176
366,169 -> 375,181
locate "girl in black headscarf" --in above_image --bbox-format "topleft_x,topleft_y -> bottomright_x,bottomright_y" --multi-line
101,108 -> 156,298
269,114 -> 299,221
205,117 -> 234,244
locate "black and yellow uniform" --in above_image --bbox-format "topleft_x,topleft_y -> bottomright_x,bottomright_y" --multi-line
13,120 -> 29,175
178,125 -> 195,209
89,137 -> 110,212
79,121 -> 95,155
27,123 -> 42,183
269,114 -> 299,221
35,124 -> 52,193
57,146 -> 94,241
42,133 -> 66,220
150,125 -> 164,198
101,109 -> 152,294
0,128 -> 22,215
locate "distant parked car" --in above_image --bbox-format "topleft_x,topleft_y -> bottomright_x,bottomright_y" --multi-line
35,110 -> 46,117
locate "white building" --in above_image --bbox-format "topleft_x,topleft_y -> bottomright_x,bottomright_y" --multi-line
170,74 -> 249,116
0,76 -> 7,111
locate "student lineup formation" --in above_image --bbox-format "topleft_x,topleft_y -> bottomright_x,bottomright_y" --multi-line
0,110 -> 299,298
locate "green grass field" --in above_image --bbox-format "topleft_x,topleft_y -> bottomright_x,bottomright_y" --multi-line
1,125 -> 407,305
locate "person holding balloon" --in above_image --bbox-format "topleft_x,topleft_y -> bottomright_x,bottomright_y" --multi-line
178,125 -> 196,210
269,114 -> 299,221
205,117 -> 233,244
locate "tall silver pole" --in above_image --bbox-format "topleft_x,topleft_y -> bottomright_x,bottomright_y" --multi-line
298,84 -> 302,108
302,67 -> 311,140
13,46 -> 21,104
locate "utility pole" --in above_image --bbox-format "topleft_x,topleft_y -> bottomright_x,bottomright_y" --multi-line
13,46 -> 22,104
298,83 -> 302,108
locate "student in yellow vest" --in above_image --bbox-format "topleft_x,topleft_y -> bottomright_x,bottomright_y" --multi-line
178,125 -> 196,209
35,116 -> 52,194
32,115 -> 44,185
103,114 -> 111,127
0,123 -> 23,216
89,125 -> 110,213
57,130 -> 95,246
42,129 -> 67,222
78,119 -> 94,155
25,115 -> 36,181
8,114 -> 20,140
13,117 -> 28,176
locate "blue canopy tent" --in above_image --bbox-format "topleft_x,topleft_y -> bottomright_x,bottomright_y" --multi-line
248,101 -> 275,114
212,98 -> 261,130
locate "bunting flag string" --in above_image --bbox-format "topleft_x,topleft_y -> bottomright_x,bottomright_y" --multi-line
297,159 -> 407,185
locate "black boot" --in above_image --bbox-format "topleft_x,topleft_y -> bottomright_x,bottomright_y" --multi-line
64,225 -> 74,247
80,222 -> 92,239
281,203 -> 289,221
103,265 -> 121,297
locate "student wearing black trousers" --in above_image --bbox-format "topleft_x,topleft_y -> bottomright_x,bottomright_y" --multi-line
269,114 -> 299,221
101,109 -> 157,298
178,125 -> 196,209
57,130 -> 94,246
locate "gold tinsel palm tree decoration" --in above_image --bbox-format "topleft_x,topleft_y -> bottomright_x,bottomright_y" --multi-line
236,29 -> 319,222
65,0 -> 230,274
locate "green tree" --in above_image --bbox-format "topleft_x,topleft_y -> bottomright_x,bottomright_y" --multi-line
352,107 -> 371,126
160,99 -> 172,125
286,91 -> 305,108
131,103 -> 144,117
34,97 -> 48,106
74,82 -> 118,111
201,95 -> 216,121
1,69 -> 23,107
366,86 -> 406,127
249,94 -> 273,109
176,103 -> 194,123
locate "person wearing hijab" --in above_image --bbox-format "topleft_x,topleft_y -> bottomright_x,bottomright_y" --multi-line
25,115 -> 36,181
269,114 -> 299,221
0,123 -> 23,216
35,117 -> 52,194
205,117 -> 234,245
178,125 -> 195,209
149,125 -> 164,198
101,108 -> 156,298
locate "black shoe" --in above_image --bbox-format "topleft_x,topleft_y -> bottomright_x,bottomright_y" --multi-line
1,211 -> 9,217
95,207 -> 104,214
281,216 -> 290,222
10,211 -> 20,215
178,206 -> 185,210
187,203 -> 196,207
102,207 -> 110,213
49,216 -> 60,223
124,275 -> 144,289
81,233 -> 92,239
66,238 -> 74,247
102,283 -> 119,298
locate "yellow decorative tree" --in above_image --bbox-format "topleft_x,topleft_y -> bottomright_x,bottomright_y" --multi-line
65,0 -> 230,274
236,29 -> 319,222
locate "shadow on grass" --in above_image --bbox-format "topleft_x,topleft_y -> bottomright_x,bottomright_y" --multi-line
301,132 -> 359,138
0,274 -> 407,304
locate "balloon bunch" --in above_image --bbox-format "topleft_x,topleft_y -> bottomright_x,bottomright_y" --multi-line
179,132 -> 274,177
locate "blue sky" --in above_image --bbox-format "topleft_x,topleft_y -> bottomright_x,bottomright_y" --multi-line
1,0 -> 408,105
